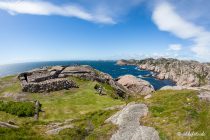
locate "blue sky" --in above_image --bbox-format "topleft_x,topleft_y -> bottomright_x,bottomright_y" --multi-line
0,0 -> 210,64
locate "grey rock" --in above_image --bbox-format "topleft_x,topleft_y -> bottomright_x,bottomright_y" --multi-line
103,104 -> 126,111
160,86 -> 200,91
45,125 -> 75,134
105,103 -> 159,140
64,118 -> 77,124
197,91 -> 210,102
144,94 -> 152,99
12,93 -> 27,100
1,92 -> 13,98
0,122 -> 19,128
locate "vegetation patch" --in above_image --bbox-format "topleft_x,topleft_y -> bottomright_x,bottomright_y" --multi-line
0,82 -> 5,86
140,90 -> 210,140
0,101 -> 36,117
196,74 -> 207,85
94,69 -> 101,77
1,75 -> 16,80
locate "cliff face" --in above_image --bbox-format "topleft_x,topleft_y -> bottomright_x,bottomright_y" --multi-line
116,58 -> 210,87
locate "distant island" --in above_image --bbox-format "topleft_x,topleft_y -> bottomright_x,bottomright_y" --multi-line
97,60 -> 114,62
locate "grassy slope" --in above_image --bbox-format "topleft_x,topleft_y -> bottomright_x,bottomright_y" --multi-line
0,75 -> 209,139
0,76 -> 124,139
139,90 -> 210,140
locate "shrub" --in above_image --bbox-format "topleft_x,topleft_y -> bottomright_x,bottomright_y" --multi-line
0,101 -> 36,117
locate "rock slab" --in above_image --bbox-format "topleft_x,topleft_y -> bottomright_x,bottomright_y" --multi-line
116,75 -> 155,95
45,125 -> 75,134
197,91 -> 210,102
1,92 -> 13,98
0,122 -> 19,128
105,103 -> 159,140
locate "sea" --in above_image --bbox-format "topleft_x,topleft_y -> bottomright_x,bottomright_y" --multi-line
0,61 -> 175,90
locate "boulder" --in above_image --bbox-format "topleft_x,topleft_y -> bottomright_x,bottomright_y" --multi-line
105,103 -> 159,140
116,75 -> 155,95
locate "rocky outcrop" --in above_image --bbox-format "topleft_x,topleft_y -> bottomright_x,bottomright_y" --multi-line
116,58 -> 210,87
116,75 -> 155,95
18,65 -> 127,98
116,59 -> 128,65
105,102 -> 159,140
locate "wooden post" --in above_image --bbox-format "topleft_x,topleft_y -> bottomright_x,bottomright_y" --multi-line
35,100 -> 40,121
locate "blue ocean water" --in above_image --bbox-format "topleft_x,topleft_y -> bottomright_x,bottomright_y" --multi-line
0,61 -> 175,90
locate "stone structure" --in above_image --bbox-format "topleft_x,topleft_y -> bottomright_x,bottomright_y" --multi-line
18,65 -> 126,97
18,66 -> 78,93
116,75 -> 155,95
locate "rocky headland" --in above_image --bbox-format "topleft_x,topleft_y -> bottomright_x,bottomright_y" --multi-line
18,65 -> 130,98
116,58 -> 210,87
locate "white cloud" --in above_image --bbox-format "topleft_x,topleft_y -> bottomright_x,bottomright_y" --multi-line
168,44 -> 182,51
0,1 -> 115,24
152,2 -> 210,61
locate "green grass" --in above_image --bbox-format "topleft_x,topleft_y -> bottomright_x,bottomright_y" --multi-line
0,82 -> 5,86
0,83 -> 21,94
140,89 -> 210,140
1,75 -> 16,80
94,69 -> 101,77
0,76 -> 124,139
0,101 -> 36,117
1,73 -> 210,140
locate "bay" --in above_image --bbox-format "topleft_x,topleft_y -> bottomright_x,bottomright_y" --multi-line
0,61 -> 175,90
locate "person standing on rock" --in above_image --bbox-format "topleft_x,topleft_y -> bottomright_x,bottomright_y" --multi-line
99,86 -> 102,95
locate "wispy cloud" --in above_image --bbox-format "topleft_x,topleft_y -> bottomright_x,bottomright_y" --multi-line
152,2 -> 210,61
0,0 -> 145,24
0,0 -> 115,24
111,53 -> 171,60
168,44 -> 182,51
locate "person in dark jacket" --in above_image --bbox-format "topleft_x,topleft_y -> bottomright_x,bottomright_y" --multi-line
94,84 -> 98,94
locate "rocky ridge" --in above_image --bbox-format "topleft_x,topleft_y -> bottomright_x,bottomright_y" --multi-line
116,58 -> 210,87
18,65 -> 127,97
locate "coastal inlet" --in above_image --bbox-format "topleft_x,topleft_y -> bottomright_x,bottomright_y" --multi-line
0,61 -> 175,90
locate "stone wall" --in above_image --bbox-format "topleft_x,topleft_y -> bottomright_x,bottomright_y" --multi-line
20,78 -> 78,93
